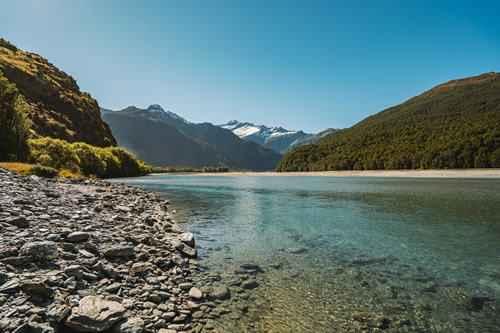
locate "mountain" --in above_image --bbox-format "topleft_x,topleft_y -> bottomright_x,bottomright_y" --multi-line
277,72 -> 500,171
0,38 -> 116,147
219,120 -> 337,154
101,105 -> 283,170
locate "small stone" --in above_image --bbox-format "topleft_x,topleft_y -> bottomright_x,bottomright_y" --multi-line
178,282 -> 193,290
103,246 -> 134,258
173,240 -> 197,258
64,265 -> 84,280
162,312 -> 176,322
20,281 -> 53,298
20,241 -> 58,260
105,282 -> 121,293
66,231 -> 90,242
210,285 -> 231,300
189,287 -> 203,300
4,216 -> 29,228
242,280 -> 259,290
180,232 -> 195,247
0,279 -> 20,293
113,317 -> 144,333
131,262 -> 148,273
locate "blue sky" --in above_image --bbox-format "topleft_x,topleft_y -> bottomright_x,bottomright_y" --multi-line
1,0 -> 499,132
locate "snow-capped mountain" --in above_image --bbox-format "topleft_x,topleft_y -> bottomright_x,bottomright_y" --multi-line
146,104 -> 191,124
220,121 -> 300,143
219,120 -> 338,154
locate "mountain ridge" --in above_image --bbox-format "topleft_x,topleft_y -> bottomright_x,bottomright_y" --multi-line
101,105 -> 283,170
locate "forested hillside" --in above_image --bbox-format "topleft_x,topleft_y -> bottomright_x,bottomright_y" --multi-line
277,72 -> 500,171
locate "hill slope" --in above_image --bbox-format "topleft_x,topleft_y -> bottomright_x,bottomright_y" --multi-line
0,38 -> 115,147
102,105 -> 283,170
277,72 -> 500,171
219,120 -> 337,153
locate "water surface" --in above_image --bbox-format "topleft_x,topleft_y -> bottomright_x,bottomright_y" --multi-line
116,175 -> 500,332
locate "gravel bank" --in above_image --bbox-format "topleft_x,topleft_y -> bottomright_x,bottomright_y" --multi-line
0,167 -> 210,333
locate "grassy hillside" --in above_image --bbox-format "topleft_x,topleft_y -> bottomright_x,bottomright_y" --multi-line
0,38 -> 116,147
277,72 -> 500,171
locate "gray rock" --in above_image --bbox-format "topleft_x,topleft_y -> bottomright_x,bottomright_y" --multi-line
65,296 -> 125,332
4,216 -> 29,228
64,265 -> 84,280
103,246 -> 134,258
0,255 -> 33,266
20,241 -> 58,261
173,240 -> 197,258
180,232 -> 195,247
66,231 -> 90,242
211,285 -> 231,300
113,317 -> 144,333
189,287 -> 203,300
0,279 -> 20,293
27,322 -> 55,333
242,280 -> 259,289
20,281 -> 53,298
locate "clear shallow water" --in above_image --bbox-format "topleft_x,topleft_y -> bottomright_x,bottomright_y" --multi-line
116,175 -> 500,332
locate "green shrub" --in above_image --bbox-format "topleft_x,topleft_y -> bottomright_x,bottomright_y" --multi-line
28,137 -> 150,178
30,165 -> 58,178
0,71 -> 31,161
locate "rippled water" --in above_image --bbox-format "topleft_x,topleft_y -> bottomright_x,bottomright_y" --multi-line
115,175 -> 500,332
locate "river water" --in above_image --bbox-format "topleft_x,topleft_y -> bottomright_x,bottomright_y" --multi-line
115,175 -> 500,332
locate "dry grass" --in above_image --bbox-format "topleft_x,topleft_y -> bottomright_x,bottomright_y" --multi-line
0,162 -> 85,178
0,162 -> 35,175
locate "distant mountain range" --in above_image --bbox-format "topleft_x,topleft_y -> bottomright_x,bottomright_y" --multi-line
277,72 -> 500,171
219,120 -> 337,154
101,105 -> 283,170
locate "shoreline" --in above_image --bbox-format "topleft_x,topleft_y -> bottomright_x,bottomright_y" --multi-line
154,169 -> 500,179
0,167 -> 207,332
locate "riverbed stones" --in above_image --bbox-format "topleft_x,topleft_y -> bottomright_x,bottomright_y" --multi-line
20,241 -> 58,260
173,240 -> 197,258
65,296 -> 125,332
0,167 -> 206,332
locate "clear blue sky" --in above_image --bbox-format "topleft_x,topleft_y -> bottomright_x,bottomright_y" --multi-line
1,0 -> 499,132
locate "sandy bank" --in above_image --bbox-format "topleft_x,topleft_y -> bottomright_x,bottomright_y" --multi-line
182,169 -> 500,179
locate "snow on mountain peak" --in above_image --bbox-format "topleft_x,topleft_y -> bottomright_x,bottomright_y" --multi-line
147,104 -> 165,113
220,120 -> 299,139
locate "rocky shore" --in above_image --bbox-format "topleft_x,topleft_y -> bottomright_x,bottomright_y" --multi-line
0,167 -> 209,333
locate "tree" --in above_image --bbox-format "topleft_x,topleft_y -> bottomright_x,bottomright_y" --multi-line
0,71 -> 31,161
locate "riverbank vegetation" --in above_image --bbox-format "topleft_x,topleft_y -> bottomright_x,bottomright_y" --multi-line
150,166 -> 230,173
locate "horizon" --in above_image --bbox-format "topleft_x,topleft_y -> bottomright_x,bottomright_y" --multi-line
1,0 -> 499,132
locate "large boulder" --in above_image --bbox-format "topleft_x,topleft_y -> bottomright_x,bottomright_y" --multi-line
65,296 -> 125,332
20,241 -> 58,261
